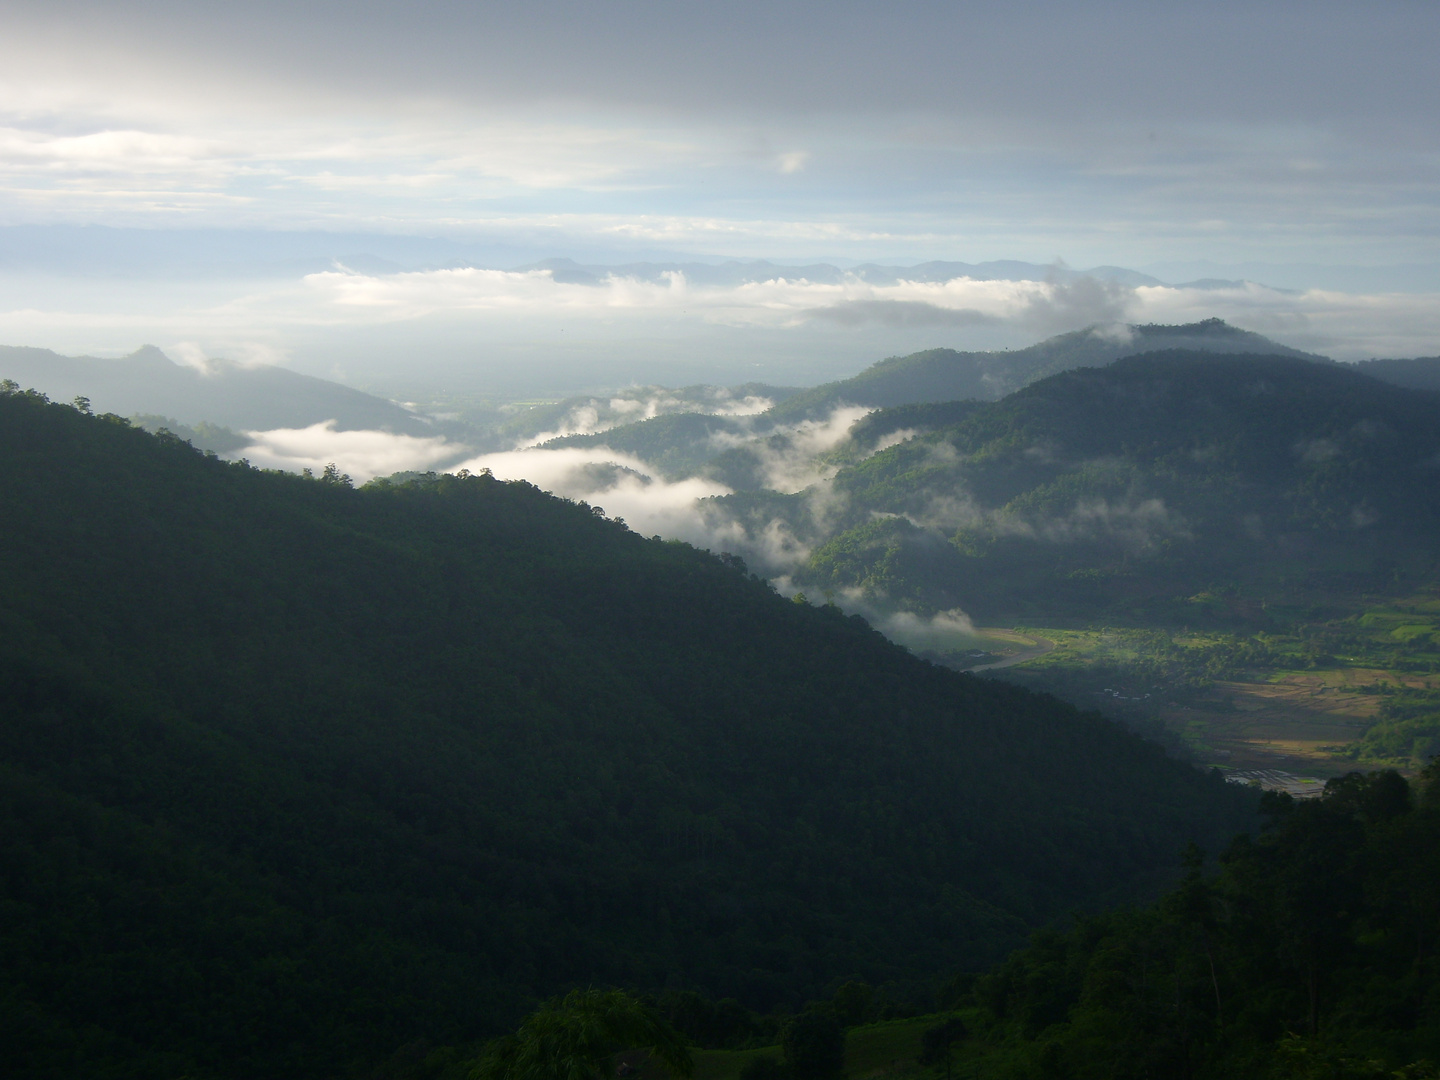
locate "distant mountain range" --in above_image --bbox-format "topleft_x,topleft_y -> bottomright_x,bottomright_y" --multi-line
772,352 -> 1440,621
3,321 -> 1437,488
763,318 -> 1326,420
0,225 -> 1268,291
544,320 -> 1432,490
0,344 -> 442,436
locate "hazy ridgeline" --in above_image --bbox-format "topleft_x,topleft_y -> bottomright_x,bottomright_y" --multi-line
0,385 -> 1255,1078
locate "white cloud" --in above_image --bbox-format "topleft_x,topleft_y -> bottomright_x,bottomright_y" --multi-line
777,151 -> 809,174
190,268 -> 1438,360
522,387 -> 774,446
448,445 -> 733,541
705,406 -> 871,493
237,421 -> 463,481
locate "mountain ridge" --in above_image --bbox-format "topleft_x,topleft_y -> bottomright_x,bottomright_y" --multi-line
0,384 -> 1255,1076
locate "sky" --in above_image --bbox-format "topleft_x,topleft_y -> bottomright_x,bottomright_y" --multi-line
0,0 -> 1437,392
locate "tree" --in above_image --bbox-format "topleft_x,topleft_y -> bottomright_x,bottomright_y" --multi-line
472,990 -> 693,1080
918,1017 -> 967,1080
830,981 -> 873,1027
781,1012 -> 844,1080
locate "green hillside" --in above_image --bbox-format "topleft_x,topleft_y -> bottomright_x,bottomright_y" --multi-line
764,319 -> 1324,422
783,352 -> 1440,620
537,323 -> 1326,494
0,385 -> 1254,1078
948,769 -> 1440,1077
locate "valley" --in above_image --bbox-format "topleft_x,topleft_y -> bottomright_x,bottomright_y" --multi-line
4,322 -> 1440,1077
919,587 -> 1440,786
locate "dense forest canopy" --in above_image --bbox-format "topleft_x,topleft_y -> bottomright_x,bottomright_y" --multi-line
0,385 -> 1255,1078
779,352 -> 1440,620
949,767 -> 1440,1078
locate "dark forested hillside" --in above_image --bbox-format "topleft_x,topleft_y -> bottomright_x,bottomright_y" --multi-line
764,319 -> 1325,422
1353,355 -> 1440,394
784,352 -> 1440,620
0,386 -> 1254,1078
950,768 -> 1440,1078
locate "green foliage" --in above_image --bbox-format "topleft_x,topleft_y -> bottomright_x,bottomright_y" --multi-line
791,353 -> 1440,620
545,413 -> 750,482
737,1055 -> 789,1080
0,385 -> 1256,1077
951,767 -> 1440,1078
131,412 -> 250,454
472,990 -> 692,1080
781,1013 -> 844,1080
917,1016 -> 967,1072
1346,692 -> 1440,766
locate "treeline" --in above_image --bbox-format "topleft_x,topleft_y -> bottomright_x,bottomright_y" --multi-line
946,768 -> 1440,1078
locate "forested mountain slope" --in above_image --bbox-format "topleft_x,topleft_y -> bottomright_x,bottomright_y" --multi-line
952,769 -> 1440,1077
777,352 -> 1440,619
0,386 -> 1254,1078
542,323 -> 1327,492
1353,355 -> 1440,393
765,319 -> 1324,421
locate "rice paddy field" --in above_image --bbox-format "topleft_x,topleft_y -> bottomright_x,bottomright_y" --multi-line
940,585 -> 1440,782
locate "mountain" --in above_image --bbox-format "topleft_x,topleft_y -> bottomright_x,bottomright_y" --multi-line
765,319 -> 1326,422
494,382 -> 802,449
750,352 -> 1440,620
0,385 -> 1255,1077
1352,355 -> 1440,393
540,322 -> 1328,494
952,769 -> 1440,1077
0,344 -> 441,434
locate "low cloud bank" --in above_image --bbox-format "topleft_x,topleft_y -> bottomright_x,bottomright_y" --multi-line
197,266 -> 1440,361
523,385 -> 776,446
237,421 -> 465,481
3,265 -> 1435,370
705,406 -> 871,493
450,445 -> 733,541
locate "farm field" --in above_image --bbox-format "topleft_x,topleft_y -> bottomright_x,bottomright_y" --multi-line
949,584 -> 1440,782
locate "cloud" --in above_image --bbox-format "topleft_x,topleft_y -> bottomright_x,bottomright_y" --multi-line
807,300 -> 999,328
776,151 -> 809,174
3,258 -> 1438,373
1023,273 -> 1133,334
710,406 -> 871,493
994,496 -> 1192,552
881,607 -> 977,642
237,421 -> 464,481
215,266 -> 1440,360
170,341 -> 214,374
522,386 -> 775,446
448,445 -> 733,540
